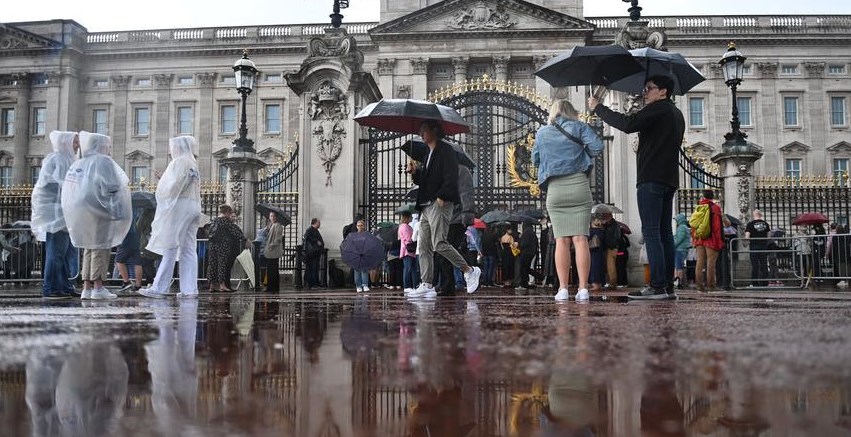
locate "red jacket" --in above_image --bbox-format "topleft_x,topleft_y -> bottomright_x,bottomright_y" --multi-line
692,199 -> 725,251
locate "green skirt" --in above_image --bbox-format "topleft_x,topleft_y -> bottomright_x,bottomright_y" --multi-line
545,173 -> 592,238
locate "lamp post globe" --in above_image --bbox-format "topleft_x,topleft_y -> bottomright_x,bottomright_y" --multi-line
232,50 -> 258,152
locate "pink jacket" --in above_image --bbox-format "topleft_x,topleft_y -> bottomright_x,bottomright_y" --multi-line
399,223 -> 414,258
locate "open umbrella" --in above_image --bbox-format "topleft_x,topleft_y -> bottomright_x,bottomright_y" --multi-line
340,232 -> 386,271
373,223 -> 399,245
354,99 -> 470,135
725,214 -> 742,228
534,45 -> 645,88
472,218 -> 487,229
481,210 -> 510,224
395,204 -> 417,214
131,191 -> 156,210
592,204 -> 623,214
400,136 -> 475,169
606,48 -> 705,96
617,220 -> 632,235
792,212 -> 829,226
255,204 -> 292,227
517,209 -> 545,220
508,214 -> 538,225
405,186 -> 418,201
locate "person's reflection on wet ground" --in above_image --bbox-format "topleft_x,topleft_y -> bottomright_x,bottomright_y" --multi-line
341,296 -> 389,360
145,299 -> 198,434
298,304 -> 328,364
26,342 -> 129,437
640,326 -> 685,437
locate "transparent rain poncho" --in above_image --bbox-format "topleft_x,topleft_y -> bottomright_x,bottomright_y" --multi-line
146,136 -> 203,255
30,131 -> 77,240
61,132 -> 132,249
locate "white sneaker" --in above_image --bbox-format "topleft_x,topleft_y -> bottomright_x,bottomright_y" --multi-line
403,288 -> 416,295
81,289 -> 92,300
554,288 -> 570,301
464,266 -> 482,294
89,287 -> 117,300
363,286 -> 370,292
137,288 -> 167,299
356,287 -> 363,293
408,283 -> 436,298
177,291 -> 198,299
575,288 -> 590,302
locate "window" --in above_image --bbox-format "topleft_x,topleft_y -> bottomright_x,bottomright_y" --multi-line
94,79 -> 109,88
33,75 -> 48,86
0,167 -> 11,187
131,166 -> 149,184
136,78 -> 151,86
134,107 -> 150,136
177,106 -> 193,134
178,76 -> 194,85
741,65 -> 752,75
783,96 -> 799,126
831,96 -> 847,127
688,97 -> 704,127
829,65 -> 847,74
781,65 -> 799,74
834,159 -> 849,183
222,76 -> 236,85
32,107 -> 46,136
264,104 -> 281,133
737,97 -> 752,127
264,74 -> 283,83
1,108 -> 14,136
92,109 -> 108,134
220,105 -> 237,134
30,166 -> 40,185
433,65 -> 451,79
785,159 -> 802,179
218,164 -> 228,184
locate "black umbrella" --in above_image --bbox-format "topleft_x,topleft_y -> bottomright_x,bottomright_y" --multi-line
481,210 -> 510,224
517,209 -> 545,220
395,204 -> 417,214
508,214 -> 538,225
255,203 -> 292,227
340,232 -> 386,271
405,186 -> 418,201
534,45 -> 645,87
400,136 -> 475,169
607,48 -> 706,96
131,191 -> 156,210
354,98 -> 470,135
373,222 -> 399,245
725,214 -> 742,228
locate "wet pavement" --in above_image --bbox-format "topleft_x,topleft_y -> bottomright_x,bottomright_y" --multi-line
1,287 -> 851,436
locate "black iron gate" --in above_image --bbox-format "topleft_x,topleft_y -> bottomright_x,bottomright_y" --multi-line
256,142 -> 301,280
676,152 -> 724,217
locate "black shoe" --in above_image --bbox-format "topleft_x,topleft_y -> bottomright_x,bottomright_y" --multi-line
627,286 -> 669,300
664,283 -> 677,299
43,292 -> 72,300
117,282 -> 134,293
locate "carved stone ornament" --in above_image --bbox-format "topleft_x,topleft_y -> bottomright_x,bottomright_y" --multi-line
308,81 -> 349,186
737,165 -> 751,220
493,56 -> 510,77
532,55 -> 551,71
153,73 -> 173,87
306,29 -> 364,70
446,2 -> 516,30
196,72 -> 217,86
396,85 -> 411,99
111,75 -> 131,89
452,57 -> 469,76
0,37 -> 26,50
229,168 -> 244,182
411,58 -> 429,75
804,62 -> 826,78
376,58 -> 396,75
230,181 -> 244,215
756,62 -> 778,78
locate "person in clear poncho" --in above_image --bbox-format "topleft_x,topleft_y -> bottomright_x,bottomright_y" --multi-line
61,131 -> 132,300
31,131 -> 78,299
139,135 -> 203,299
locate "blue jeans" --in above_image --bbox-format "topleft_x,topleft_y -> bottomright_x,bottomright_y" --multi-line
43,231 -> 74,295
637,182 -> 677,289
354,269 -> 370,288
402,256 -> 418,289
482,255 -> 496,285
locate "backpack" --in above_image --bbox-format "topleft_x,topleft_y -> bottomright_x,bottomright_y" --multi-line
689,204 -> 712,239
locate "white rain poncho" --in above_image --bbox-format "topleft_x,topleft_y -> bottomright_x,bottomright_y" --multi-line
61,131 -> 132,249
146,136 -> 203,255
30,131 -> 77,241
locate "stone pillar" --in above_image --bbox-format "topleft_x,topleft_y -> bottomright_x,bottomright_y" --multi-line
12,74 -> 30,184
493,56 -> 510,82
196,72 -> 217,179
153,74 -> 173,172
452,57 -> 468,83
713,145 -> 763,224
410,58 -> 429,100
532,55 -> 552,101
756,63 -> 779,173
376,58 -> 396,100
221,151 -> 266,241
804,62 -> 827,173
111,75 -> 131,167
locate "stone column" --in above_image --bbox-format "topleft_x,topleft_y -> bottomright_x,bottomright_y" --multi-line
376,58 -> 396,100
153,74 -> 173,172
196,72 -> 217,179
221,151 -> 266,241
713,146 -> 763,224
111,75 -> 131,168
532,55 -> 552,101
804,62 -> 827,173
12,74 -> 30,184
452,57 -> 468,83
493,56 -> 510,82
756,63 -> 779,173
410,58 -> 429,100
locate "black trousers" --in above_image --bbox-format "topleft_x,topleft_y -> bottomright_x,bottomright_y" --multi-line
750,251 -> 769,286
516,254 -> 534,287
266,257 -> 280,292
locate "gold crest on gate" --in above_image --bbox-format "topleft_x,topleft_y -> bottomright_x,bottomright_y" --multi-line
507,132 -> 541,198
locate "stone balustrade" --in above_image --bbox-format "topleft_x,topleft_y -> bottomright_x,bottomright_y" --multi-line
86,22 -> 377,45
586,15 -> 851,34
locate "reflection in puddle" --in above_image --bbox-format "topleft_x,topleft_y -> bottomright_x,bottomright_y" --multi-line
0,296 -> 850,436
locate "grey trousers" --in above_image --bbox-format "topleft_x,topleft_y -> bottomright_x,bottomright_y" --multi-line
417,201 -> 468,284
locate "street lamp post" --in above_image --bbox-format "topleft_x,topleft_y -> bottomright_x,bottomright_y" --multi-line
622,0 -> 642,21
719,42 -> 748,147
232,50 -> 258,153
330,0 -> 350,28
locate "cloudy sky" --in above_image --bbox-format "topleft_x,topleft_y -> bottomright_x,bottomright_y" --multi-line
4,0 -> 850,32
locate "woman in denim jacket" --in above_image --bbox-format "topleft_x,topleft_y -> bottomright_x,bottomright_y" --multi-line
533,99 -> 604,302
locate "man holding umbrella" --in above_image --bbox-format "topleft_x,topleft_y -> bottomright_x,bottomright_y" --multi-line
588,75 -> 685,299
406,120 -> 481,298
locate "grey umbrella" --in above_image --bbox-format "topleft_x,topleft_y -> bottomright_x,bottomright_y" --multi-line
534,45 -> 645,87
481,210 -> 511,224
592,204 -> 623,214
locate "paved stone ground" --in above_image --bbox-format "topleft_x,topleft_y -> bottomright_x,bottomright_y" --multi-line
1,284 -> 850,436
